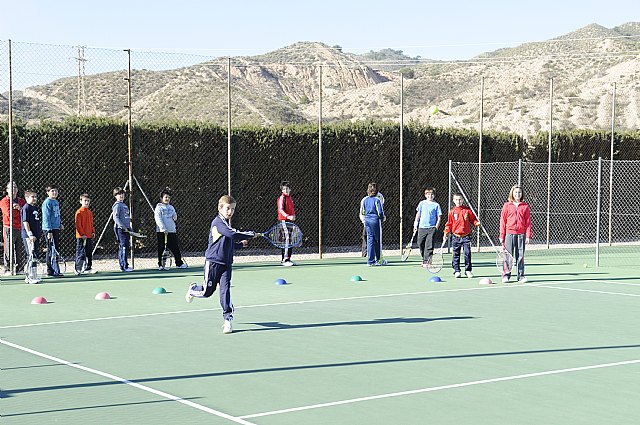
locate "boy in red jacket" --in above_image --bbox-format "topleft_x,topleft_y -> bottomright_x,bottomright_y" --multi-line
276,181 -> 296,266
499,185 -> 532,283
74,194 -> 97,274
443,193 -> 480,278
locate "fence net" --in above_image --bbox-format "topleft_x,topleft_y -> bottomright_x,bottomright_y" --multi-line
1,40 -> 639,271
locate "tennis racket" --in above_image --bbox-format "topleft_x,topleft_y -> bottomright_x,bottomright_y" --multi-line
257,222 -> 303,249
401,229 -> 418,261
162,233 -> 173,269
25,241 -> 42,283
450,172 -> 514,275
127,230 -> 147,238
50,242 -> 67,275
427,242 -> 445,274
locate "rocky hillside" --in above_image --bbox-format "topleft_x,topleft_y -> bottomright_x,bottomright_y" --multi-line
2,23 -> 639,135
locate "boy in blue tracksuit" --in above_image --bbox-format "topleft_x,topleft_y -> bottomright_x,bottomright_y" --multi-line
185,195 -> 258,334
359,182 -> 386,266
112,187 -> 133,272
41,185 -> 64,277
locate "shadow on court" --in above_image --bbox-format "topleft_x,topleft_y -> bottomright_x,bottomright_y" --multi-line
5,343 -> 640,397
240,316 -> 474,332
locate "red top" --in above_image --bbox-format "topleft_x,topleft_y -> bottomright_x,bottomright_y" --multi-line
0,195 -> 26,229
75,206 -> 95,238
444,205 -> 479,237
500,201 -> 532,240
277,193 -> 295,221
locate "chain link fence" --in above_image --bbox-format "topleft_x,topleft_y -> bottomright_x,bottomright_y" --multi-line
2,40 -> 640,272
450,159 -> 640,266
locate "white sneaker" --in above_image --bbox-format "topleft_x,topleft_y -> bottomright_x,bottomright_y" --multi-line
25,277 -> 42,284
502,276 -> 510,283
123,267 -> 134,272
518,276 -> 528,284
380,259 -> 388,266
177,263 -> 188,269
465,271 -> 474,278
454,271 -> 461,278
282,261 -> 293,267
158,266 -> 166,271
185,283 -> 196,303
222,319 -> 233,334
74,270 -> 81,276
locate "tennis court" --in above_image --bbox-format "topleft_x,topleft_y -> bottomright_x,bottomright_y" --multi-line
2,252 -> 640,424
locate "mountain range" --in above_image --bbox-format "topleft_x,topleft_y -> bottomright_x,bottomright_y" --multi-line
2,22 -> 639,135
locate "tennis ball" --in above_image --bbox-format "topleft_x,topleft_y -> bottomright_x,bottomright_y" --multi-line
429,105 -> 440,115
583,263 -> 589,268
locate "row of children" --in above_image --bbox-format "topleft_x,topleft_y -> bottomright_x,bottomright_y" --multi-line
359,183 -> 532,283
0,182 -> 190,282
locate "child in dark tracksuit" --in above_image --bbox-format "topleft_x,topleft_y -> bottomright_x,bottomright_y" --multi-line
359,182 -> 386,266
185,195 -> 257,334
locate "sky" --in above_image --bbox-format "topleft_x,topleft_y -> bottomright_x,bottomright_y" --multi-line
1,0 -> 637,61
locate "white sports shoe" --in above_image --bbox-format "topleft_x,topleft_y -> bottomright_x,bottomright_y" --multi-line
123,267 -> 134,272
465,271 -> 474,278
158,266 -> 166,271
282,260 -> 294,267
454,271 -> 461,278
518,276 -> 528,284
177,263 -> 188,269
85,269 -> 98,274
185,283 -> 196,303
222,319 -> 233,334
502,276 -> 510,283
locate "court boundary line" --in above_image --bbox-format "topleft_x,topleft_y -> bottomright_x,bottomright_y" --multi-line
0,338 -> 257,425
527,283 -> 640,297
239,358 -> 640,419
0,285 -> 513,329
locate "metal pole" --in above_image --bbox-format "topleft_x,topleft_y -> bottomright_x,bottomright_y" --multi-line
318,66 -> 323,259
227,58 -> 232,196
124,49 -> 134,268
8,40 -> 14,275
608,82 -> 616,246
546,78 -> 553,249
447,160 -> 452,253
477,77 -> 484,252
399,72 -> 404,254
518,159 -> 522,186
595,157 -> 602,267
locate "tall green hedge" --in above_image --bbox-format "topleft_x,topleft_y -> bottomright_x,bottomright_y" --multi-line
1,119 -> 639,256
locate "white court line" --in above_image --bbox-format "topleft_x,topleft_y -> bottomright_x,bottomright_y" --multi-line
527,284 -> 640,297
0,285 -> 513,330
239,358 -> 640,419
0,338 -> 256,425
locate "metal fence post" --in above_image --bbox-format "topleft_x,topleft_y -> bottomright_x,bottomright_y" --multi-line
596,157 -> 602,267
8,40 -> 14,275
518,159 -> 522,186
399,72 -> 404,254
477,77 -> 484,252
608,82 -> 616,246
318,66 -> 323,259
546,78 -> 554,249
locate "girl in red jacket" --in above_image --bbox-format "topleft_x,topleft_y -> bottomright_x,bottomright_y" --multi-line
499,185 -> 532,284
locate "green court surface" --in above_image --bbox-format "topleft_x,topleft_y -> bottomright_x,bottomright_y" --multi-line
2,253 -> 640,424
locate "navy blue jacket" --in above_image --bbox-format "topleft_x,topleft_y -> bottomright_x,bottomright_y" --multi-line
205,214 -> 255,265
21,203 -> 42,239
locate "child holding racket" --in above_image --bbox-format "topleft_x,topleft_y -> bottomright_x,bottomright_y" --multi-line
499,185 -> 532,283
74,194 -> 97,275
42,185 -> 64,277
443,192 -> 480,278
112,187 -> 134,272
276,181 -> 296,266
359,182 -> 386,266
21,190 -> 42,284
413,187 -> 442,268
185,195 -> 258,334
1,181 -> 26,275
154,188 -> 187,270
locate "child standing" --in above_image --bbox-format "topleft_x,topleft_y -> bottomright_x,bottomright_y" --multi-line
112,187 -> 134,272
499,185 -> 532,284
443,193 -> 480,278
1,181 -> 26,275
74,194 -> 97,275
21,190 -> 42,284
41,185 -> 64,277
413,187 -> 442,268
359,182 -> 386,266
185,195 -> 258,334
154,188 -> 187,270
276,181 -> 296,266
